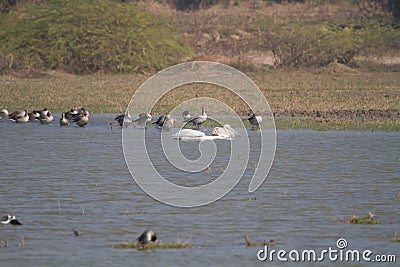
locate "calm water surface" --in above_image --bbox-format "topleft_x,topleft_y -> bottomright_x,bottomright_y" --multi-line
1,115 -> 399,266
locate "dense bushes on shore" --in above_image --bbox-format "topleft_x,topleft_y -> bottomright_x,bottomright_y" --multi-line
0,0 -> 191,74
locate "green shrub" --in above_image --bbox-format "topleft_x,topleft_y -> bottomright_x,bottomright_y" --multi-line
0,0 -> 191,74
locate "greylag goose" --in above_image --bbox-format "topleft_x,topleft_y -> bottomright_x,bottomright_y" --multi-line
137,229 -> 157,244
133,112 -> 152,128
114,112 -> 132,127
186,106 -> 207,129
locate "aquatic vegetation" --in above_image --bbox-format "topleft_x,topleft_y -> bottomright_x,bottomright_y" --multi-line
343,213 -> 380,225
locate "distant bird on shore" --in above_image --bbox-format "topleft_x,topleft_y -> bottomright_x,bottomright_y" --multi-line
137,229 -> 157,244
133,112 -> 152,128
248,113 -> 262,129
0,109 -> 8,121
60,112 -> 69,127
152,114 -> 167,128
9,109 -> 29,123
186,106 -> 207,129
115,112 -> 132,127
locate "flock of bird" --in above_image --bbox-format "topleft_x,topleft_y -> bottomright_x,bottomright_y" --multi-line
0,107 -> 89,127
1,105 -> 262,133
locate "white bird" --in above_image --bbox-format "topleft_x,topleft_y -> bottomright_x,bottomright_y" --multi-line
186,106 -> 207,129
211,124 -> 241,139
133,112 -> 152,128
172,125 -> 238,141
136,229 -> 157,244
0,109 -> 9,121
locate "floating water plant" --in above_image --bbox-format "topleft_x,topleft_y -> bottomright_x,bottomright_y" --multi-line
112,242 -> 195,250
343,212 -> 380,224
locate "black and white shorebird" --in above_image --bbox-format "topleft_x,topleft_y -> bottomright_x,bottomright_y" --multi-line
186,106 -> 207,129
136,229 -> 157,245
8,109 -> 29,123
247,113 -> 262,129
1,214 -> 22,234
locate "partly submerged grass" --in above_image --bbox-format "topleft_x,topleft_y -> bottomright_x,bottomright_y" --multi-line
343,214 -> 380,225
112,242 -> 195,250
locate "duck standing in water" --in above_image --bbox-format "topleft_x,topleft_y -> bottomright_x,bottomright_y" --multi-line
60,112 -> 69,127
137,229 -> 157,245
186,106 -> 207,129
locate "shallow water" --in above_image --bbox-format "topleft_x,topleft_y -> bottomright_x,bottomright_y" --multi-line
1,115 -> 399,266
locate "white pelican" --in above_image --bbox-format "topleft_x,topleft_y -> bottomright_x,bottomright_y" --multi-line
248,113 -> 262,129
60,112 -> 69,127
134,112 -> 152,128
211,124 -> 241,138
137,229 -> 157,244
186,106 -> 207,129
0,109 -> 8,121
173,125 -> 239,141
114,112 -> 132,127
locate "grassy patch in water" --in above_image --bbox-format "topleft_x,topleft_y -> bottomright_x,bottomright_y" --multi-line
343,214 -> 380,225
112,242 -> 195,250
